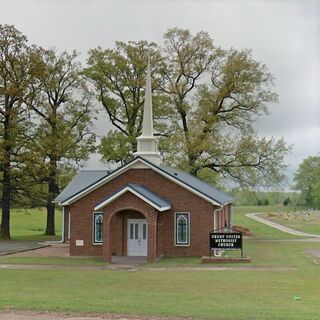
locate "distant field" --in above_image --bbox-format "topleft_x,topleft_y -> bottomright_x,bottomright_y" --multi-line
0,208 -> 62,241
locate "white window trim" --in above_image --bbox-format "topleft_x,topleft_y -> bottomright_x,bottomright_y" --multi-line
93,212 -> 103,245
174,212 -> 190,246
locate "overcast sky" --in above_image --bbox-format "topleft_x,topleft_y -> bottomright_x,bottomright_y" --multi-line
1,0 -> 319,187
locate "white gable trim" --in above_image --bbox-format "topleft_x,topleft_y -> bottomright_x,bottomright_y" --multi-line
94,186 -> 171,212
60,157 -> 221,206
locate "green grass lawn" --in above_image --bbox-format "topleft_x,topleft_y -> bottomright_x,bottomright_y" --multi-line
0,205 -> 320,319
0,256 -> 106,266
0,207 -> 62,241
0,259 -> 319,320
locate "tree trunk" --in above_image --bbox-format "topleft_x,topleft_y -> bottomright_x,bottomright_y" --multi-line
1,168 -> 11,240
45,199 -> 55,235
45,169 -> 58,235
1,112 -> 11,240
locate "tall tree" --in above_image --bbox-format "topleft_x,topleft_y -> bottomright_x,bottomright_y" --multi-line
294,156 -> 320,206
84,41 -> 173,164
0,25 -> 34,239
28,48 -> 95,235
86,28 -> 289,188
158,28 -> 289,187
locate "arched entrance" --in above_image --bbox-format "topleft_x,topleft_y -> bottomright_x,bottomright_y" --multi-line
110,210 -> 148,257
101,191 -> 159,263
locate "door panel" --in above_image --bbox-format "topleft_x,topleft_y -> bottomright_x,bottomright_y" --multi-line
127,219 -> 148,256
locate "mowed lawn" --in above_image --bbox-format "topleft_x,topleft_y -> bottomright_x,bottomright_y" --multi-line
0,208 -> 62,241
0,205 -> 319,320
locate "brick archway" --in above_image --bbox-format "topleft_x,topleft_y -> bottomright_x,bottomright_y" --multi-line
102,192 -> 158,263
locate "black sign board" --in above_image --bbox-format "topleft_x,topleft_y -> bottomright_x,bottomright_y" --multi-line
210,232 -> 242,250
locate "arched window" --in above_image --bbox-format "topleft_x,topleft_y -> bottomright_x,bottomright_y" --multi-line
175,213 -> 190,245
93,213 -> 103,244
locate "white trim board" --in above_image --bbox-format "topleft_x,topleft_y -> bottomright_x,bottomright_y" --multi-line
94,186 -> 171,212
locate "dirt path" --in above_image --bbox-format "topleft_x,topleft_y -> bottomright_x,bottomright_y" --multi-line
246,213 -> 320,238
0,263 -> 297,272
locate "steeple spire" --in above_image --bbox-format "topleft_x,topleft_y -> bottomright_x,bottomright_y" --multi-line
141,60 -> 153,137
133,60 -> 160,165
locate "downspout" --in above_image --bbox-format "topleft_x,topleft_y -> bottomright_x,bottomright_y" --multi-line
213,204 -> 223,257
213,205 -> 223,231
61,206 -> 65,243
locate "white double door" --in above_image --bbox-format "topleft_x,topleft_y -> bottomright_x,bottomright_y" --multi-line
127,219 -> 148,256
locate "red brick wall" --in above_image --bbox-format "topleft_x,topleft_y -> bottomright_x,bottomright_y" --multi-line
68,168 -> 221,258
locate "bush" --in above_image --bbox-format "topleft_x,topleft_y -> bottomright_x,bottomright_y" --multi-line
283,197 -> 291,206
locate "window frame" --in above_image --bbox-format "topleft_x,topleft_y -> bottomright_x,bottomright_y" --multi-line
174,212 -> 190,246
93,212 -> 103,245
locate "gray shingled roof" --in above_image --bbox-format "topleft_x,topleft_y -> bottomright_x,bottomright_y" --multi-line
95,183 -> 171,210
159,164 -> 233,205
55,157 -> 233,205
54,170 -> 109,203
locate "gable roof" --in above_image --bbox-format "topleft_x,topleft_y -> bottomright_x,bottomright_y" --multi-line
159,165 -> 233,206
94,183 -> 171,212
55,157 -> 233,206
54,170 -> 109,204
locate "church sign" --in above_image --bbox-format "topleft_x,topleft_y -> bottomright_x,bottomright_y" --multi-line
210,232 -> 242,250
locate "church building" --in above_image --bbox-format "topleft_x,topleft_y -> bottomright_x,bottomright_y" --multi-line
55,62 -> 233,262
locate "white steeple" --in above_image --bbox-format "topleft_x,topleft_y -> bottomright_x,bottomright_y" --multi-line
133,60 -> 161,165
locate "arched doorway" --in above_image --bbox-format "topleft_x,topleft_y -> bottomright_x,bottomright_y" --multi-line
110,210 -> 148,257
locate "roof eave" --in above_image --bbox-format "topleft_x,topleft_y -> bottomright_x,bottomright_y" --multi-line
93,186 -> 171,212
59,157 -> 229,207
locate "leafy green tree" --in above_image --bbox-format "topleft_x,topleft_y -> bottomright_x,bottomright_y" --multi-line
159,28 -> 289,186
0,25 -> 34,239
311,180 -> 320,208
294,156 -> 320,207
27,48 -> 96,235
86,27 -> 289,188
84,41 -> 173,164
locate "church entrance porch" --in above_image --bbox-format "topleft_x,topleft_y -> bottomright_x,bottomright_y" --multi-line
108,210 -> 148,258
102,191 -> 159,263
